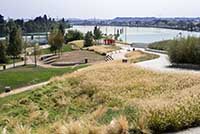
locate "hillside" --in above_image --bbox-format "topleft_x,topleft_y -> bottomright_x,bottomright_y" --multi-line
0,63 -> 200,134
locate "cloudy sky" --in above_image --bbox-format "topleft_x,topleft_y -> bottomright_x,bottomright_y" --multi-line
0,0 -> 199,19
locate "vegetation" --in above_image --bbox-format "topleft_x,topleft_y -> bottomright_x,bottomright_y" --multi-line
125,50 -> 159,63
84,31 -> 94,47
0,14 -> 70,36
0,14 -> 6,37
0,63 -> 200,133
65,30 -> 84,43
48,28 -> 64,55
0,65 -> 86,93
0,41 -> 7,63
93,26 -> 102,40
33,44 -> 41,67
85,45 -> 120,55
7,23 -> 23,67
148,40 -> 174,51
68,40 -> 84,49
168,36 -> 200,64
41,45 -> 73,55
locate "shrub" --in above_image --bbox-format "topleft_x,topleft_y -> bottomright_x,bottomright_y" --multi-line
84,31 -> 94,47
65,30 -> 84,43
168,36 -> 200,64
148,40 -> 174,51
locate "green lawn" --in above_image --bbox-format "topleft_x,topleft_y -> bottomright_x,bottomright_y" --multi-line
0,65 -> 87,93
41,44 -> 73,55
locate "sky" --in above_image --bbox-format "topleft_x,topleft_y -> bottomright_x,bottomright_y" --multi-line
0,0 -> 200,19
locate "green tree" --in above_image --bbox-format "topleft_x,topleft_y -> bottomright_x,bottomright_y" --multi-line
49,28 -> 64,55
0,41 -> 7,63
84,31 -> 93,47
65,30 -> 84,43
93,26 -> 102,41
59,24 -> 65,36
7,24 -> 23,67
33,44 -> 41,67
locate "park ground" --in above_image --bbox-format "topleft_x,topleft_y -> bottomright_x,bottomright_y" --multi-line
0,43 -> 200,134
0,62 -> 200,134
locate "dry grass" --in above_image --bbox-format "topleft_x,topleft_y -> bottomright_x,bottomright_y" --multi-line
69,40 -> 84,49
1,62 -> 200,133
12,124 -> 32,134
85,45 -> 120,55
125,50 -> 159,63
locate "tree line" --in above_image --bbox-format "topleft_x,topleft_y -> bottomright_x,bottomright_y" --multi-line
0,14 -> 70,37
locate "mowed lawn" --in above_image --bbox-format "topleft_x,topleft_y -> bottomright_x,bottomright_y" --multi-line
40,44 -> 73,55
0,65 -> 86,93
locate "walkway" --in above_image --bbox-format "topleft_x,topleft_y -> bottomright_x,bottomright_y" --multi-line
0,81 -> 50,98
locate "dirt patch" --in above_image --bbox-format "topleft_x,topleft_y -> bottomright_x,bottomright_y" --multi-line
56,50 -> 105,63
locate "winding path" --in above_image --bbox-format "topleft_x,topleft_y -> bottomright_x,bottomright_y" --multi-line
112,44 -> 200,74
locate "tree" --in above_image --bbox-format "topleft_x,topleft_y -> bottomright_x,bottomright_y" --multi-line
65,30 -> 84,43
93,26 -> 102,43
84,31 -> 93,47
0,41 -> 7,63
7,23 -> 23,67
59,24 -> 65,36
49,28 -> 64,55
33,44 -> 41,67
0,14 -> 6,37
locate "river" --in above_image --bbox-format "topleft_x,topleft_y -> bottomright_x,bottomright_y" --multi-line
69,25 -> 200,44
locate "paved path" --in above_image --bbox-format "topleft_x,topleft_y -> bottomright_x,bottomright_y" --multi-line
135,48 -> 200,74
109,43 -> 132,60
0,61 -> 25,71
0,81 -> 50,98
110,43 -> 200,74
165,127 -> 200,134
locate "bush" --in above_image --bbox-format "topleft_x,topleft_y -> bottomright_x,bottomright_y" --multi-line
148,40 -> 174,51
84,31 -> 94,47
168,36 -> 200,64
65,30 -> 84,43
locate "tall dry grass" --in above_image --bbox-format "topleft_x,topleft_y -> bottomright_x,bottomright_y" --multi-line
1,62 -> 200,133
125,50 -> 159,63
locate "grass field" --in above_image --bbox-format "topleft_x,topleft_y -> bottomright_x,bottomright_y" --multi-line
125,50 -> 159,63
85,45 -> 120,55
0,65 -> 87,93
41,45 -> 73,55
0,63 -> 200,133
